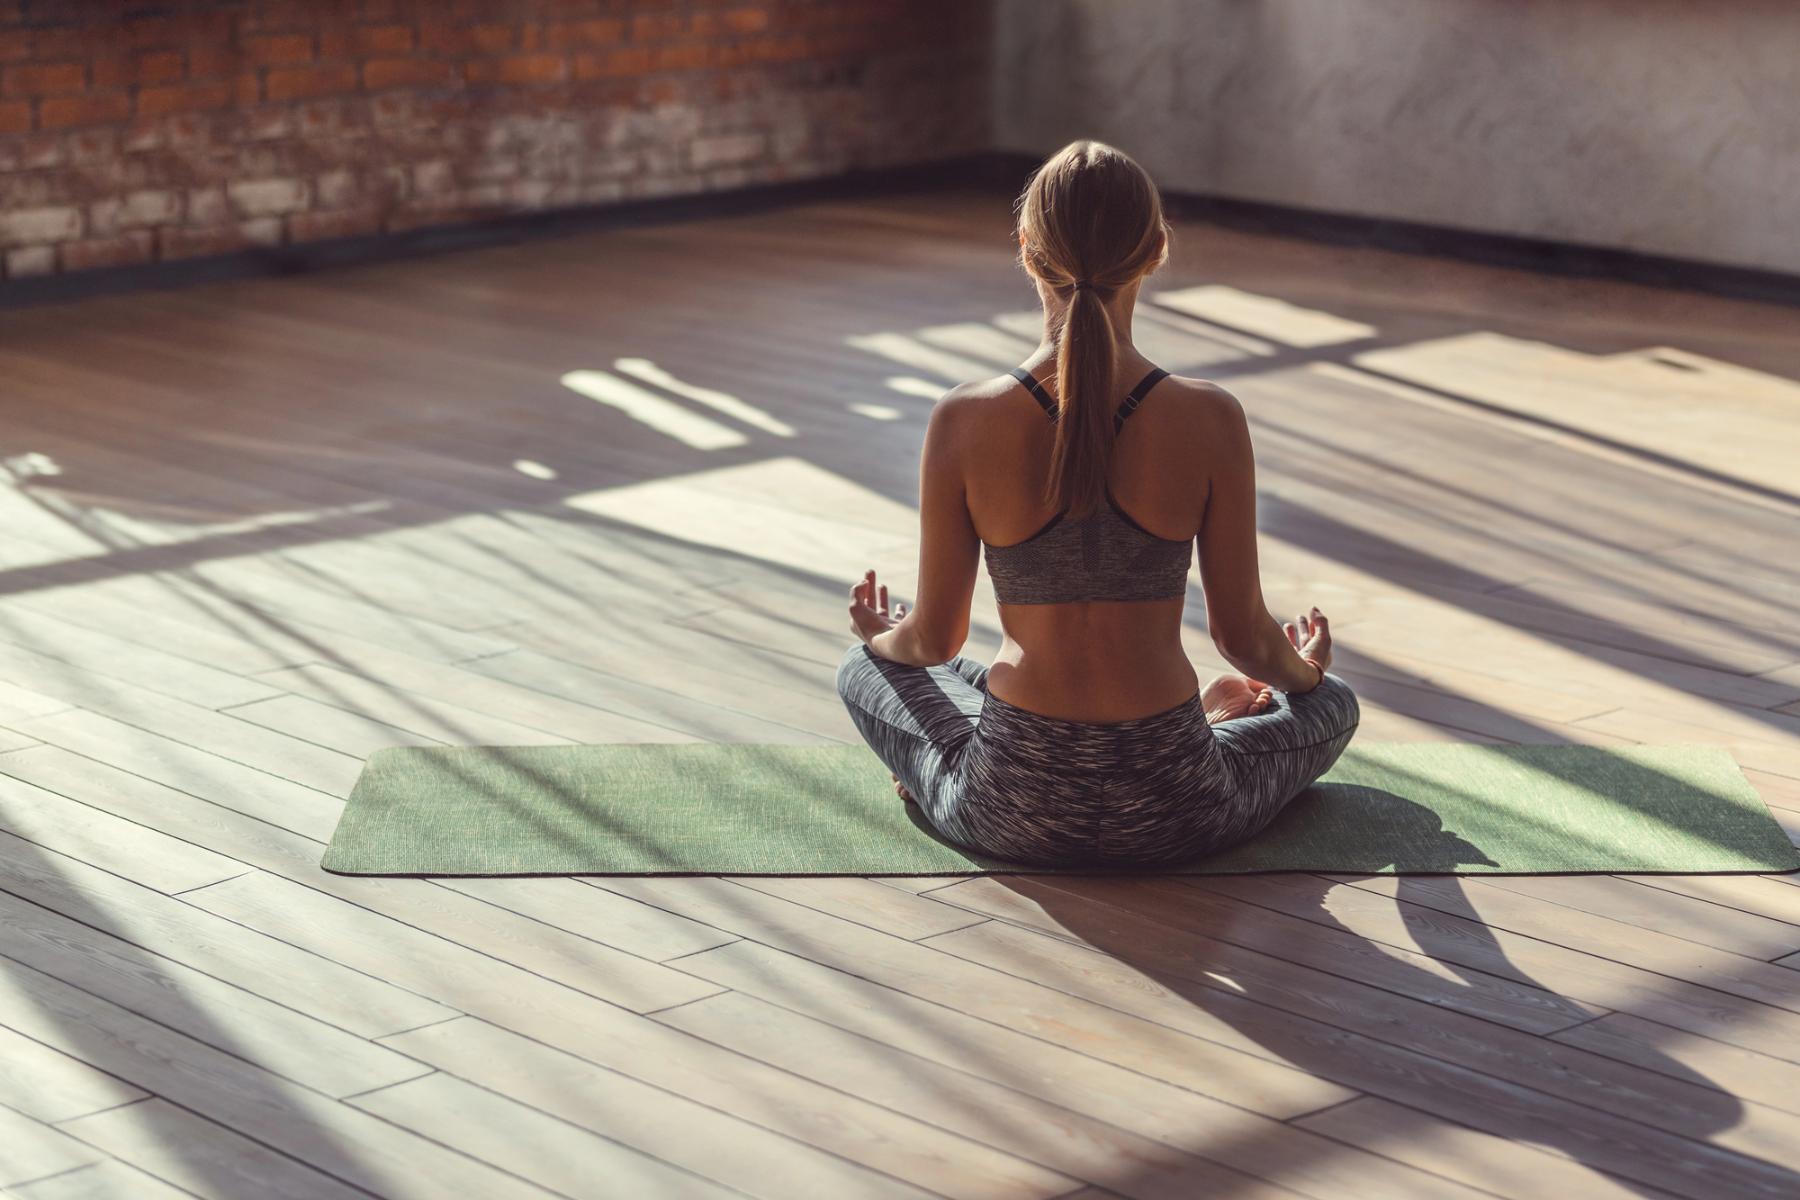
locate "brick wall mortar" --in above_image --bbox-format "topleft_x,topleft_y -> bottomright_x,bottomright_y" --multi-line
0,0 -> 991,278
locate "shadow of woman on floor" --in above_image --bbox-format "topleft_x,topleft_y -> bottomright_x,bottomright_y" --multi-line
986,790 -> 1800,1200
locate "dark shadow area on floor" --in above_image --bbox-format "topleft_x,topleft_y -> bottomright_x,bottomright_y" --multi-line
992,854 -> 1800,1200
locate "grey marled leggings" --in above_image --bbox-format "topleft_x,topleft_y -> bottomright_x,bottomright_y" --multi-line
835,643 -> 1360,869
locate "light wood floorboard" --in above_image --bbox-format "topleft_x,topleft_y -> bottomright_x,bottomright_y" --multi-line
0,185 -> 1795,1197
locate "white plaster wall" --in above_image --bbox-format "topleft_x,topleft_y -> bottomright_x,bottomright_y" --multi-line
992,0 -> 1800,274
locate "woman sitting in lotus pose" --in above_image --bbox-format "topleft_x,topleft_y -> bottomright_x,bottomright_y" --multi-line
836,139 -> 1359,869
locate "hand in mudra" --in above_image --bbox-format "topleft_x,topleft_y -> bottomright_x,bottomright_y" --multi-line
1202,673 -> 1274,724
848,568 -> 906,644
1284,605 -> 1333,678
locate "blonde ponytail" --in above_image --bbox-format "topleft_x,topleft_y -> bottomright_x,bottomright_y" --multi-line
1015,142 -> 1171,518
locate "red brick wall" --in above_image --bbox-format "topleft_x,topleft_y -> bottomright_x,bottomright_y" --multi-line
0,0 -> 992,279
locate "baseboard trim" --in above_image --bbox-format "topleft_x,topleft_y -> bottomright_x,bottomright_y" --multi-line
0,152 -> 1018,310
984,150 -> 1800,308
4,148 -> 1795,309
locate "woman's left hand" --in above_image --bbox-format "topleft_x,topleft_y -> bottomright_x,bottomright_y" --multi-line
849,568 -> 907,645
1202,672 -> 1273,725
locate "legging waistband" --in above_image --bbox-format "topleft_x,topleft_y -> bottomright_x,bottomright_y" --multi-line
976,687 -> 1211,754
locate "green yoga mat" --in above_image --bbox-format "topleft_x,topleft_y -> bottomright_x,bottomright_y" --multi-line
320,742 -> 1799,876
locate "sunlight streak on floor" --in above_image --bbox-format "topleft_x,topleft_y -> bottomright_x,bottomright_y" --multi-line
10,488 -> 393,549
513,460 -> 558,480
613,357 -> 796,438
1310,361 -> 1795,518
883,376 -> 946,401
1353,333 -> 1800,497
1127,302 -> 1282,364
849,404 -> 903,421
560,370 -> 748,451
562,455 -> 920,585
1,452 -> 61,482
845,332 -> 993,382
914,321 -> 1036,366
1155,285 -> 1378,348
1201,971 -> 1247,994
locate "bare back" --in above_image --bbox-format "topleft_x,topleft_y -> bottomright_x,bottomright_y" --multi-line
961,361 -> 1232,721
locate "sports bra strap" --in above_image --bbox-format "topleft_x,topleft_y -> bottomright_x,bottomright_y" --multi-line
1008,365 -> 1169,433
1008,367 -> 1060,421
1113,366 -> 1169,432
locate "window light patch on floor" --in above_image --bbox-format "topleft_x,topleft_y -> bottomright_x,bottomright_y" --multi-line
914,319 -> 1036,366
560,369 -> 748,451
1202,971 -> 1247,994
1353,332 -> 1800,496
846,331 -> 993,381
1154,284 -> 1378,348
884,375 -> 946,400
1,452 -> 62,482
850,403 -> 903,420
613,357 -> 796,438
562,455 -> 920,586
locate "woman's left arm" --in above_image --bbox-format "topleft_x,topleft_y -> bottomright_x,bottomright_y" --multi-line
853,391 -> 979,667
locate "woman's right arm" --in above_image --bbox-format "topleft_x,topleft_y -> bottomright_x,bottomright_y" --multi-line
1194,386 -> 1330,693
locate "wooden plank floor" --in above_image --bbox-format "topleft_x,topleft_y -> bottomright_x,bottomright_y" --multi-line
1,183 -> 1798,1199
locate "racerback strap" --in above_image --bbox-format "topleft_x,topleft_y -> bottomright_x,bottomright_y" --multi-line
1008,365 -> 1169,433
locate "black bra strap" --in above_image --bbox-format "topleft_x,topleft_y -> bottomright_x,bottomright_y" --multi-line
1010,364 -> 1169,431
1113,366 -> 1169,433
1009,367 -> 1060,423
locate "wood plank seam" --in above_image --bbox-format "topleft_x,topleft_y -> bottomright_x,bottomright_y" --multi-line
372,1018 -> 1012,1199
45,1095 -> 155,1126
915,914 -> 1795,1190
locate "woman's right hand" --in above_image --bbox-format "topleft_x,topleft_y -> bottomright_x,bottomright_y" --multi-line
1284,606 -> 1332,679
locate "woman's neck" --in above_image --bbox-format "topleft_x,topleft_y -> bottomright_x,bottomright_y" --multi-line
1024,335 -> 1155,381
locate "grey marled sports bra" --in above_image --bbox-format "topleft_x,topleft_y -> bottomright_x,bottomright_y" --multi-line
982,365 -> 1194,605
